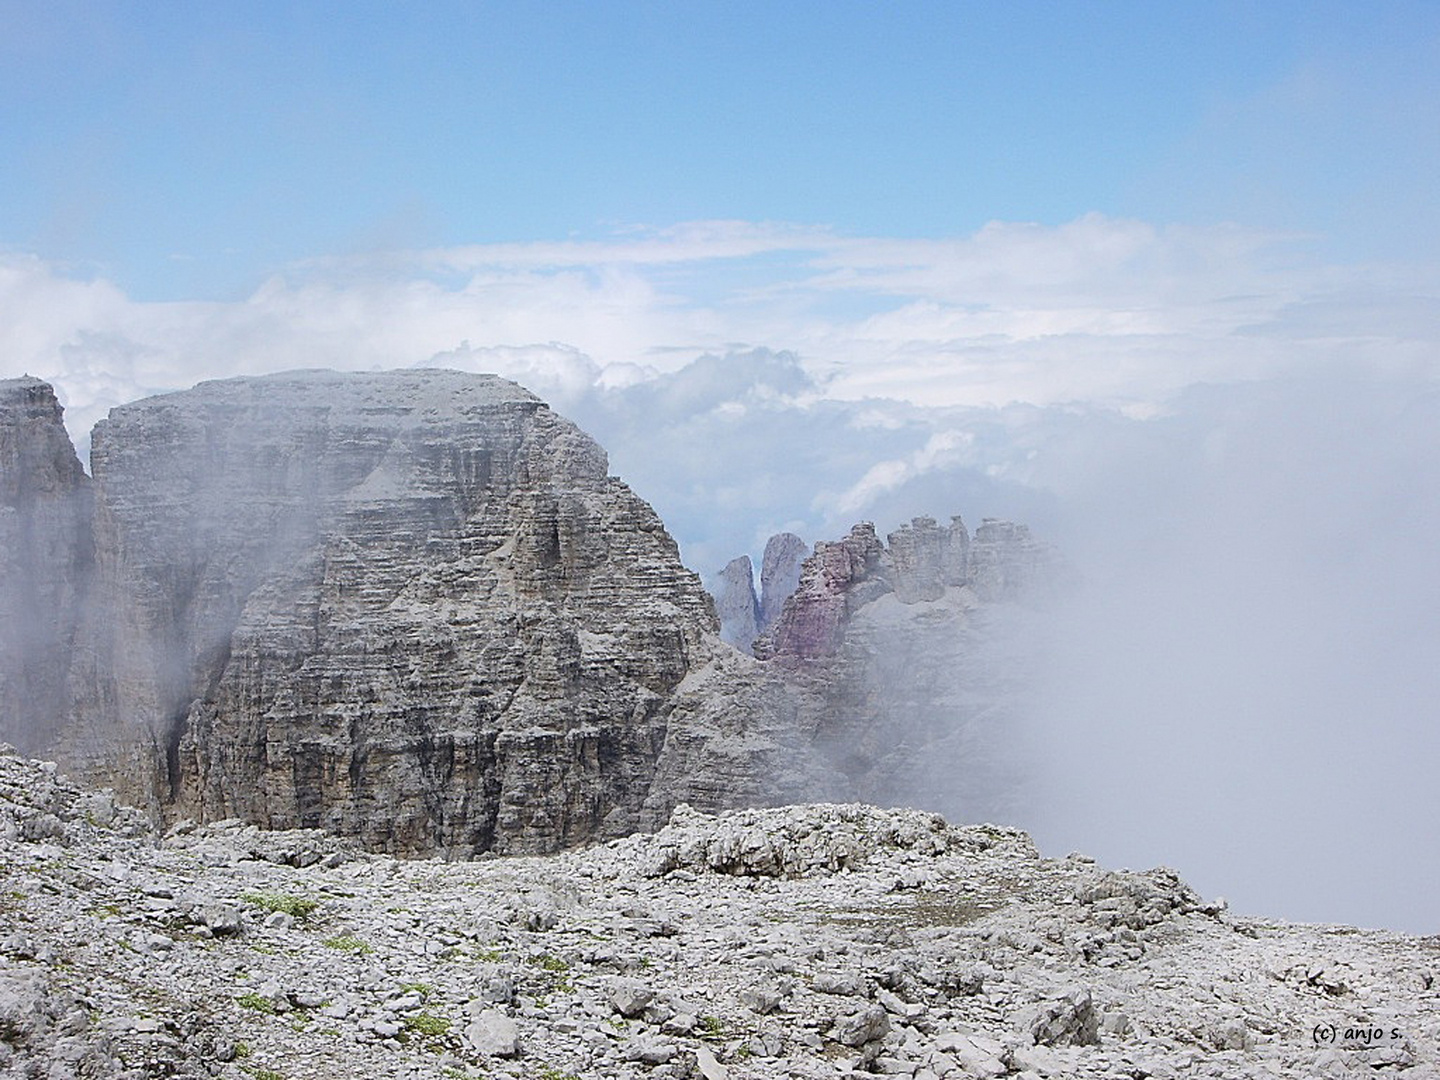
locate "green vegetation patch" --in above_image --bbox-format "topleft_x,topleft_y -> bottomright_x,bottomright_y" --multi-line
236,992 -> 277,1015
404,1012 -> 452,1037
321,934 -> 373,955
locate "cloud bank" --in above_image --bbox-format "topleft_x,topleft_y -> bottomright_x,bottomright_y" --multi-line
7,214 -> 1436,443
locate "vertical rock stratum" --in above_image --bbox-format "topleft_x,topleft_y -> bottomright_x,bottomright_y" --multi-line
0,377 -> 91,755
712,555 -> 760,652
758,531 -> 808,631
58,370 -> 831,854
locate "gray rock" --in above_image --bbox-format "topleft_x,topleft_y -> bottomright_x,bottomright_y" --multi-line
478,970 -> 515,1004
0,377 -> 92,758
752,512 -> 1068,827
1025,987 -> 1100,1047
53,370 -> 833,853
197,903 -> 244,937
758,531 -> 808,631
0,753 -> 1436,1080
812,971 -> 866,996
695,1044 -> 730,1080
624,1037 -> 677,1063
833,1003 -> 890,1047
607,977 -> 654,1018
740,985 -> 782,1014
714,555 -> 760,653
463,1009 -> 519,1057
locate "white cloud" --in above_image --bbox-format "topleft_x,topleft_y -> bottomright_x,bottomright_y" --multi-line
827,430 -> 976,517
5,215 -> 1436,446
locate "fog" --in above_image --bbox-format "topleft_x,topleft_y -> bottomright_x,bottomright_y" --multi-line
579,358 -> 1440,934
1015,374 -> 1440,933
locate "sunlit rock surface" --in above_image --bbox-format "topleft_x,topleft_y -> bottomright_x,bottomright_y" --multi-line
61,370 -> 832,854
0,377 -> 92,755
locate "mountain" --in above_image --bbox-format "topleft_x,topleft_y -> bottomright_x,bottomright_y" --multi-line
1,368 -> 1061,856
6,370 -> 838,855
724,515 -> 1070,824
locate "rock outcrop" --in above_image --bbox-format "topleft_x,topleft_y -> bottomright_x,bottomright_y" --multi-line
755,516 -> 1063,664
713,533 -> 808,656
712,556 -> 760,652
0,377 -> 92,755
58,370 -> 831,854
758,531 -> 807,630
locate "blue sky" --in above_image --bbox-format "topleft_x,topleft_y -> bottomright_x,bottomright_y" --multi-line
2,3 -> 1439,933
3,1 -> 1437,298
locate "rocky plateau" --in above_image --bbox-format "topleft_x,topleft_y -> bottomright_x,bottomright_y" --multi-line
1,746 -> 1434,1080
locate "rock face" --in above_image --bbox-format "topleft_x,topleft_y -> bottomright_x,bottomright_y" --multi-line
755,516 -> 1062,664
4,367 -> 1065,858
713,533 -> 807,656
61,370 -> 829,854
0,377 -> 91,755
753,515 -> 1068,824
712,556 -> 760,653
2,747 -> 1434,1080
758,531 -> 807,630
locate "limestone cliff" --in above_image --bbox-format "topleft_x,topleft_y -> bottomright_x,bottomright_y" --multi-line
4,368 -> 1063,857
712,556 -> 760,652
758,532 -> 807,631
712,532 -> 808,654
62,370 -> 832,854
0,377 -> 91,755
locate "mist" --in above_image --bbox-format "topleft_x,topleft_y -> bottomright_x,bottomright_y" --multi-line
638,362 -> 1440,935
1013,373 -> 1440,934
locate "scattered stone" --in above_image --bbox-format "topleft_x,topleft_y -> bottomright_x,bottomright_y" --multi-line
607,977 -> 655,1018
696,1043 -> 730,1080
0,749 -> 1433,1080
833,1003 -> 890,1047
463,1009 -> 520,1057
813,971 -> 866,996
197,903 -> 245,937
